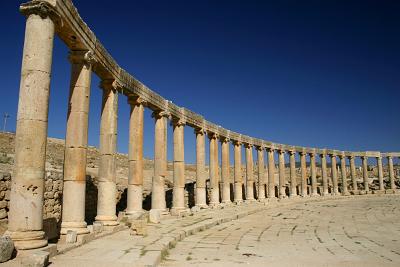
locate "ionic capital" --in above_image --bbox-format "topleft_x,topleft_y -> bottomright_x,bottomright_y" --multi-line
127,95 -> 147,107
20,1 -> 62,26
68,50 -> 96,67
171,117 -> 186,127
266,147 -> 275,152
100,79 -> 122,92
207,132 -> 219,140
277,149 -> 285,154
194,127 -> 206,136
255,146 -> 264,151
220,136 -> 230,144
288,150 -> 296,155
232,140 -> 242,146
244,143 -> 253,149
328,153 -> 337,158
152,110 -> 171,119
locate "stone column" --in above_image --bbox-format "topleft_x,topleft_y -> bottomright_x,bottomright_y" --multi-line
388,156 -> 395,190
289,150 -> 297,197
245,144 -> 255,201
278,149 -> 287,198
267,148 -> 276,199
309,152 -> 318,196
95,80 -> 119,227
300,151 -> 308,197
195,128 -> 207,207
257,147 -> 266,200
208,133 -> 220,206
349,155 -> 358,194
320,153 -> 329,196
171,118 -> 186,213
221,137 -> 231,204
330,154 -> 339,195
151,110 -> 169,211
7,2 -> 59,249
339,154 -> 349,195
361,156 -> 369,193
233,141 -> 243,203
126,96 -> 145,217
377,156 -> 384,191
60,50 -> 93,236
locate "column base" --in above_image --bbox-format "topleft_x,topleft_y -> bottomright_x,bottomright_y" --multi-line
321,191 -> 330,197
150,208 -> 170,216
5,230 -> 48,250
310,193 -> 320,197
60,221 -> 90,235
342,191 -> 351,196
244,199 -> 256,204
234,199 -> 243,205
125,210 -> 146,220
170,207 -> 191,217
95,215 -> 119,227
386,189 -> 400,194
372,190 -> 386,195
289,194 -> 300,199
359,190 -> 370,195
350,190 -> 360,195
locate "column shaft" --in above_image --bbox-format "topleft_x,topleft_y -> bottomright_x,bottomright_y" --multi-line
152,111 -> 168,211
278,150 -> 286,198
300,152 -> 308,196
331,155 -> 339,195
339,155 -> 349,195
172,120 -> 185,211
245,145 -> 255,200
349,156 -> 358,192
257,148 -> 266,200
362,156 -> 369,192
310,153 -> 318,196
126,97 -> 145,215
320,154 -> 328,195
8,6 -> 57,249
95,81 -> 119,226
234,142 -> 243,203
61,50 -> 93,235
267,149 -> 276,198
377,157 -> 384,191
209,134 -> 219,205
388,156 -> 395,190
195,129 -> 207,207
289,151 -> 297,197
221,139 -> 231,203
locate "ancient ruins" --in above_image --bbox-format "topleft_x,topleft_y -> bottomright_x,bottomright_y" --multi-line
1,0 -> 399,266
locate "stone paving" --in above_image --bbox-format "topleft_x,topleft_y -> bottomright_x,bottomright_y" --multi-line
162,195 -> 400,267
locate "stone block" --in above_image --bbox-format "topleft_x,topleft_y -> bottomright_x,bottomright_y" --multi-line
66,230 -> 77,244
0,209 -> 7,219
93,221 -> 103,234
130,219 -> 147,236
149,209 -> 161,224
0,200 -> 7,209
0,236 -> 14,263
21,251 -> 49,267
191,206 -> 201,213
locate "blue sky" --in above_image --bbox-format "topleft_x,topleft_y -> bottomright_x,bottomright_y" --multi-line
1,0 -> 399,164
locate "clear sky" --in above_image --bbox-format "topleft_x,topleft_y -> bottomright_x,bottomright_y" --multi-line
1,0 -> 399,164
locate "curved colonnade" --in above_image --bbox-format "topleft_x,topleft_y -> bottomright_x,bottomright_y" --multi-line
6,0 -> 400,250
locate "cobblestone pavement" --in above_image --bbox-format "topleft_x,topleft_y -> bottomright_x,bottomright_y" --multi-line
162,195 -> 400,267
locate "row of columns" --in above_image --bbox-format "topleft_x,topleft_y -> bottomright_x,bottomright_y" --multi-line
7,3 -> 400,251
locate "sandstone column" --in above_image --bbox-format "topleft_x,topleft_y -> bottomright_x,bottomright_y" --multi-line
288,150 -> 297,197
278,149 -> 287,198
95,80 -> 119,227
330,154 -> 339,195
339,154 -> 349,195
171,118 -> 186,213
361,156 -> 369,193
257,147 -> 266,200
267,148 -> 276,199
309,152 -> 318,196
320,153 -> 329,196
221,137 -> 231,204
7,2 -> 59,249
208,133 -> 220,206
151,110 -> 169,211
60,50 -> 94,236
126,96 -> 145,217
195,128 -> 207,207
245,144 -> 255,201
349,155 -> 358,194
233,141 -> 243,203
388,156 -> 396,190
377,156 -> 384,191
299,151 -> 308,197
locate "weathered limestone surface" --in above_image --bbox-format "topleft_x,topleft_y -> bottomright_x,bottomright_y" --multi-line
171,119 -> 186,212
208,133 -> 219,206
221,138 -> 231,203
195,129 -> 207,208
245,144 -> 255,201
233,141 -> 243,203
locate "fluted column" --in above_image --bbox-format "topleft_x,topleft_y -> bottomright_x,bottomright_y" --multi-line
151,110 -> 169,211
320,153 -> 329,196
95,80 -> 119,227
278,149 -> 287,198
208,133 -> 220,206
126,96 -> 145,217
288,150 -> 297,197
339,154 -> 349,195
388,156 -> 395,190
195,128 -> 207,207
221,137 -> 231,203
245,144 -> 255,201
171,118 -> 186,212
267,148 -> 276,199
309,152 -> 318,196
349,155 -> 358,194
7,2 -> 59,249
377,156 -> 384,191
361,156 -> 369,193
300,151 -> 308,197
257,147 -> 266,200
330,154 -> 339,195
233,141 -> 243,203
60,50 -> 93,236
